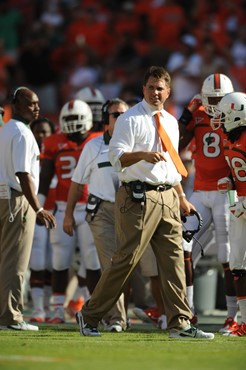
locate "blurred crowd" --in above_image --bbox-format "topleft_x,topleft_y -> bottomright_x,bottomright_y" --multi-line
0,0 -> 246,124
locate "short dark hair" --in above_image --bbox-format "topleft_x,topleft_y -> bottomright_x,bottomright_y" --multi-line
30,117 -> 55,134
143,66 -> 171,88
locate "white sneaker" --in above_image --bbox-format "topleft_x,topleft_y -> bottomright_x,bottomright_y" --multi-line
169,324 -> 214,339
158,315 -> 167,330
0,321 -> 39,331
75,311 -> 101,337
106,323 -> 123,333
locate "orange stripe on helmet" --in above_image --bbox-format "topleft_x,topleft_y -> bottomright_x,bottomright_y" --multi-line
68,100 -> 75,110
214,74 -> 221,89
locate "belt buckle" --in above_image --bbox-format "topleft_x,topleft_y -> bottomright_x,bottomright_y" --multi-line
156,185 -> 165,191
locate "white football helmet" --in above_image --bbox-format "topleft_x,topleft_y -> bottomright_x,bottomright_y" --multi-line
210,92 -> 246,132
59,99 -> 93,134
75,87 -> 105,123
201,74 -> 234,116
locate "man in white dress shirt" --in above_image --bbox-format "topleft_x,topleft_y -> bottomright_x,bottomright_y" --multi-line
0,87 -> 56,331
74,66 -> 215,339
63,98 -> 129,332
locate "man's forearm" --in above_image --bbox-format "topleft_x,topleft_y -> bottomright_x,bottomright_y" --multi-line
65,181 -> 84,216
16,172 -> 41,212
120,151 -> 147,167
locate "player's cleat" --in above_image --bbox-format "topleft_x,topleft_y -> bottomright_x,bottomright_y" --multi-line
106,323 -> 123,333
223,322 -> 246,337
190,315 -> 198,325
47,308 -> 65,324
44,310 -> 52,323
47,317 -> 65,324
66,298 -> 84,318
0,321 -> 39,331
30,310 -> 45,323
132,307 -> 160,324
158,314 -> 167,330
219,317 -> 239,333
75,311 -> 101,337
169,324 -> 214,339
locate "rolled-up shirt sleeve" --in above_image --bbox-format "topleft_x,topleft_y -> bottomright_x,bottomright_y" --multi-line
109,115 -> 135,172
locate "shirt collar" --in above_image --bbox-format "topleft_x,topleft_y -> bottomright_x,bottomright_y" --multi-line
12,115 -> 30,126
142,99 -> 164,118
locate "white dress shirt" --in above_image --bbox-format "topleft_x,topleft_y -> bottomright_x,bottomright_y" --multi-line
109,99 -> 182,186
0,119 -> 40,193
72,132 -> 119,202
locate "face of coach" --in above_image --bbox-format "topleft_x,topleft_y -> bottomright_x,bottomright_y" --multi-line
13,88 -> 40,123
143,74 -> 171,110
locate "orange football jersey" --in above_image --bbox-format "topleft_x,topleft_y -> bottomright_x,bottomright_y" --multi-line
223,131 -> 246,197
186,106 -> 230,190
42,132 -> 99,203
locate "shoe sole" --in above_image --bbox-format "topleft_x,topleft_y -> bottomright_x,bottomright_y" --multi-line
169,332 -> 214,340
0,325 -> 39,331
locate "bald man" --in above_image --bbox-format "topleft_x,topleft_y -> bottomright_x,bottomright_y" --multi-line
0,87 -> 56,331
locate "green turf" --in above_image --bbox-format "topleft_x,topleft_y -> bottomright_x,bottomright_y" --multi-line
0,323 -> 245,370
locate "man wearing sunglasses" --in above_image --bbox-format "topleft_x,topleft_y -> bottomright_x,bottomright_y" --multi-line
64,98 -> 129,333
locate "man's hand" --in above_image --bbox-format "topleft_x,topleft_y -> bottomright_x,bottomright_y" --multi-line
229,200 -> 246,218
217,177 -> 233,193
36,209 -> 56,229
179,197 -> 196,216
187,94 -> 202,113
63,214 -> 76,236
142,151 -> 166,164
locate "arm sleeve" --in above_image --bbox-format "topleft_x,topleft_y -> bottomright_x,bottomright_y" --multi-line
109,116 -> 135,172
72,141 -> 93,184
13,133 -> 33,174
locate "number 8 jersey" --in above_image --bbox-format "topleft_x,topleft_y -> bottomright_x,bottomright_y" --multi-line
223,131 -> 246,197
186,106 -> 230,190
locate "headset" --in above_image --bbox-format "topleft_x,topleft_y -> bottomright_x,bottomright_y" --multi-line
11,86 -> 28,104
181,209 -> 203,243
101,98 -> 128,125
102,100 -> 111,125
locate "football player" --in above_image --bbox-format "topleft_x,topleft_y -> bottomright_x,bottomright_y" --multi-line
38,100 -> 101,323
29,118 -> 56,323
75,87 -> 105,132
179,73 -> 238,332
211,92 -> 246,336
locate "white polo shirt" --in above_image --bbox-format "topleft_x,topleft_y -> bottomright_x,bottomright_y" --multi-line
72,131 -> 119,203
109,99 -> 182,186
0,118 -> 40,193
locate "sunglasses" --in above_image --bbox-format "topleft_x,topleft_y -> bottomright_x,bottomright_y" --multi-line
109,112 -> 123,118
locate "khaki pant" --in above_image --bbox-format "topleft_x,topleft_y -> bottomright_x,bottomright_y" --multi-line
87,201 -> 126,328
0,191 -> 36,325
82,186 -> 192,330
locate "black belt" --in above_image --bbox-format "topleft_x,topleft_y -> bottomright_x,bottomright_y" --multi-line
122,182 -> 172,192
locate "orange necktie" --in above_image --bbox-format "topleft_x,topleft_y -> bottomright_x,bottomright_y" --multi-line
155,112 -> 188,177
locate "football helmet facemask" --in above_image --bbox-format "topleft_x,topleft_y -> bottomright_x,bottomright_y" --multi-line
75,87 -> 105,124
210,92 -> 246,132
59,100 -> 93,134
201,74 -> 234,116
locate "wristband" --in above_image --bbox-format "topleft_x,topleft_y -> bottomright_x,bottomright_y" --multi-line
178,193 -> 186,198
36,207 -> 44,215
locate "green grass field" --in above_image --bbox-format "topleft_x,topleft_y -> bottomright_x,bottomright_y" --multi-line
0,317 -> 245,370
